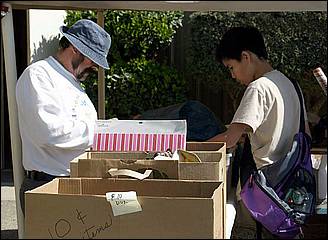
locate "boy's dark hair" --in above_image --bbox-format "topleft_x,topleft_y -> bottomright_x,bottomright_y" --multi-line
216,26 -> 268,62
59,36 -> 71,49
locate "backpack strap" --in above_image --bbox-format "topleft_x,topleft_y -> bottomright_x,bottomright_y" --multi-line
288,78 -> 306,133
239,135 -> 257,187
237,77 -> 307,187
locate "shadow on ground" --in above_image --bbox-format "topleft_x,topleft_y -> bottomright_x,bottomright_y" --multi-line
1,169 -> 14,187
1,230 -> 18,239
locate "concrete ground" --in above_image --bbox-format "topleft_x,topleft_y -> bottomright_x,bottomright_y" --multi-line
1,169 -> 18,239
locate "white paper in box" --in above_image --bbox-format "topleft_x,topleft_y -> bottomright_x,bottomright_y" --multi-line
92,119 -> 187,151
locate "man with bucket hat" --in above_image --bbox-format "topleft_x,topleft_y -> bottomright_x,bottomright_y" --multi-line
16,19 -> 111,215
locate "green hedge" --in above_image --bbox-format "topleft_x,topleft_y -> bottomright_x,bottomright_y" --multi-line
186,12 -> 327,116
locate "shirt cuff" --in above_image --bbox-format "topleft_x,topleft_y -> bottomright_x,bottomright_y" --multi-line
86,120 -> 96,147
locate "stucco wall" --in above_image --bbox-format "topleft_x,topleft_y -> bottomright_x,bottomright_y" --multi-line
29,9 -> 66,63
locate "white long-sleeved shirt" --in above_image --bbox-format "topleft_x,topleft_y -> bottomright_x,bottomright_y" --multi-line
16,56 -> 97,176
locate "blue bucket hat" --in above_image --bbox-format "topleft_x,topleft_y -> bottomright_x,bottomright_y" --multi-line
60,19 -> 111,69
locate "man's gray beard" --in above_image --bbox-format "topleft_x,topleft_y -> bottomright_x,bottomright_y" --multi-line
72,54 -> 88,81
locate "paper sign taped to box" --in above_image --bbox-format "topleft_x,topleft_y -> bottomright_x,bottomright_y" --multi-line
93,119 -> 187,152
106,191 -> 142,216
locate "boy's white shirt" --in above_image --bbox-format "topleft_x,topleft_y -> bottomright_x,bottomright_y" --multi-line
16,56 -> 97,176
232,70 -> 308,168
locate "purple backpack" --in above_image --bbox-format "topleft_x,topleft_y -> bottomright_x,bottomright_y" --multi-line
240,79 -> 316,238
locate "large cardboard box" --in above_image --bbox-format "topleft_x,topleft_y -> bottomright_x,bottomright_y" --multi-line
25,178 -> 224,239
70,142 -> 227,238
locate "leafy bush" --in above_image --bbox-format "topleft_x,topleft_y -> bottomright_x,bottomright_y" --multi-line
106,58 -> 185,118
65,10 -> 186,119
186,12 -> 327,116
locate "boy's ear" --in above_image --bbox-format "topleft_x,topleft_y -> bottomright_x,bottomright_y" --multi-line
241,50 -> 252,62
241,51 -> 250,59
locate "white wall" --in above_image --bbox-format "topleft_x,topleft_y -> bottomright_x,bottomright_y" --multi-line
29,9 -> 67,63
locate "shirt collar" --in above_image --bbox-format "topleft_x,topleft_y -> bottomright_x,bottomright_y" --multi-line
48,56 -> 82,86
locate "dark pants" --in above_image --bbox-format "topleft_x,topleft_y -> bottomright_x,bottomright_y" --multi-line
19,172 -> 56,216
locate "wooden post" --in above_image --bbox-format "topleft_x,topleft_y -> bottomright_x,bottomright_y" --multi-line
1,3 -> 25,238
97,10 -> 106,119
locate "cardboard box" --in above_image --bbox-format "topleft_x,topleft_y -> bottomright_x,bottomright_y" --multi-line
25,178 -> 224,239
70,158 -> 180,179
186,142 -> 227,239
79,142 -> 226,182
70,158 -> 222,181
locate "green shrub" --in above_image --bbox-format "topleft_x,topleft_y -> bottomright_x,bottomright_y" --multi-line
106,58 -> 186,118
65,10 -> 185,119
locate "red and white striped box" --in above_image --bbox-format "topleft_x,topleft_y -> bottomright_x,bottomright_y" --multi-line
92,119 -> 187,152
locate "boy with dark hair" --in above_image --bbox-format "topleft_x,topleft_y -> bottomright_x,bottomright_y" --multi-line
209,26 -> 311,238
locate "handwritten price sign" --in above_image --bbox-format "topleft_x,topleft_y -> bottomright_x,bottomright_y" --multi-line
106,191 -> 142,216
47,208 -> 113,239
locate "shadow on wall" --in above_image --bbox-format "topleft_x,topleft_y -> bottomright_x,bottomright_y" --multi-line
30,34 -> 61,63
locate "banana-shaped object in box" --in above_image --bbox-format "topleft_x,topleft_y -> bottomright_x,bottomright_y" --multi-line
178,149 -> 201,162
